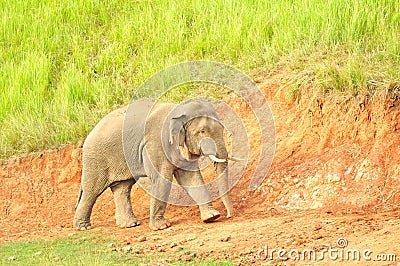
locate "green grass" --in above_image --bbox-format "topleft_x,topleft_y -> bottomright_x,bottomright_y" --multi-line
1,0 -> 399,158
0,234 -> 236,265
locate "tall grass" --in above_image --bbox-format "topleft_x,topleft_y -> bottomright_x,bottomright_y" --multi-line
1,0 -> 399,158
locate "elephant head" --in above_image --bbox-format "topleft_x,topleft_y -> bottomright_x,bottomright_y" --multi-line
164,101 -> 237,218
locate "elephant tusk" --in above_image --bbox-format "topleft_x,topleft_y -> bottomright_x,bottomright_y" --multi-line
228,156 -> 245,162
208,155 -> 227,163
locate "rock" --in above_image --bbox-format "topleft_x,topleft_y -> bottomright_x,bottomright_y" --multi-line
107,243 -> 116,248
137,236 -> 147,242
132,245 -> 144,254
157,247 -> 165,252
186,236 -> 196,242
181,255 -> 192,262
161,241 -> 168,246
53,257 -> 60,262
170,242 -> 177,248
190,251 -> 198,258
8,256 -> 17,261
151,236 -> 162,241
121,246 -> 132,253
220,235 -> 231,242
199,241 -> 204,246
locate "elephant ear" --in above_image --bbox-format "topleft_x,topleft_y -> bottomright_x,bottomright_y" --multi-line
169,114 -> 187,147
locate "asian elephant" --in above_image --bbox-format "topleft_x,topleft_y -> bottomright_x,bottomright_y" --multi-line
74,100 -> 239,231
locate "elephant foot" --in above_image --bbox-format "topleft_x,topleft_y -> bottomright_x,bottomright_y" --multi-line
74,219 -> 92,230
149,217 -> 171,231
116,217 -> 141,228
201,208 -> 221,223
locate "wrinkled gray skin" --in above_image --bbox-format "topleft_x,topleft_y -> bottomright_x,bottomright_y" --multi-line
74,100 -> 233,230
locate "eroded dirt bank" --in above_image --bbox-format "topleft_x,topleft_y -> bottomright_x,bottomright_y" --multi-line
1,83 -> 400,264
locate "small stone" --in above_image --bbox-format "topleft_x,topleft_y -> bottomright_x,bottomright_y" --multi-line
8,256 -> 17,261
121,246 -> 132,253
186,236 -> 196,242
182,255 -> 192,262
107,243 -> 116,248
199,241 -> 204,247
53,257 -> 60,262
161,241 -> 168,246
152,236 -> 161,241
157,247 -> 165,252
170,242 -> 177,248
191,251 -> 198,258
220,236 -> 231,242
132,245 -> 143,254
137,236 -> 147,242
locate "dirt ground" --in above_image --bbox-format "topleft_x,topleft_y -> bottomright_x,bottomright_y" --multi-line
1,80 -> 400,265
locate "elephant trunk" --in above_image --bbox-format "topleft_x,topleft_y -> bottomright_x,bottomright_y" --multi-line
199,138 -> 233,218
214,160 -> 233,218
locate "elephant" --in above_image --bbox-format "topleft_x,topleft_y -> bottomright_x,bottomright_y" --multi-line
74,100 -> 240,230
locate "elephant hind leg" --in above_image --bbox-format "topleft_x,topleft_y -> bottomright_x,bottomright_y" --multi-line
74,165 -> 109,230
110,179 -> 140,228
74,190 -> 100,230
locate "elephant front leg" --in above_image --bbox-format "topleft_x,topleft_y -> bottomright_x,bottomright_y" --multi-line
150,197 -> 171,230
149,173 -> 173,230
174,170 -> 220,223
199,203 -> 221,223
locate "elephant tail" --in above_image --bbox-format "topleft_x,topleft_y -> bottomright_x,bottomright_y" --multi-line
75,186 -> 83,209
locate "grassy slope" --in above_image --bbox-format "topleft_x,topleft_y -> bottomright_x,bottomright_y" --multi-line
0,0 -> 399,158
